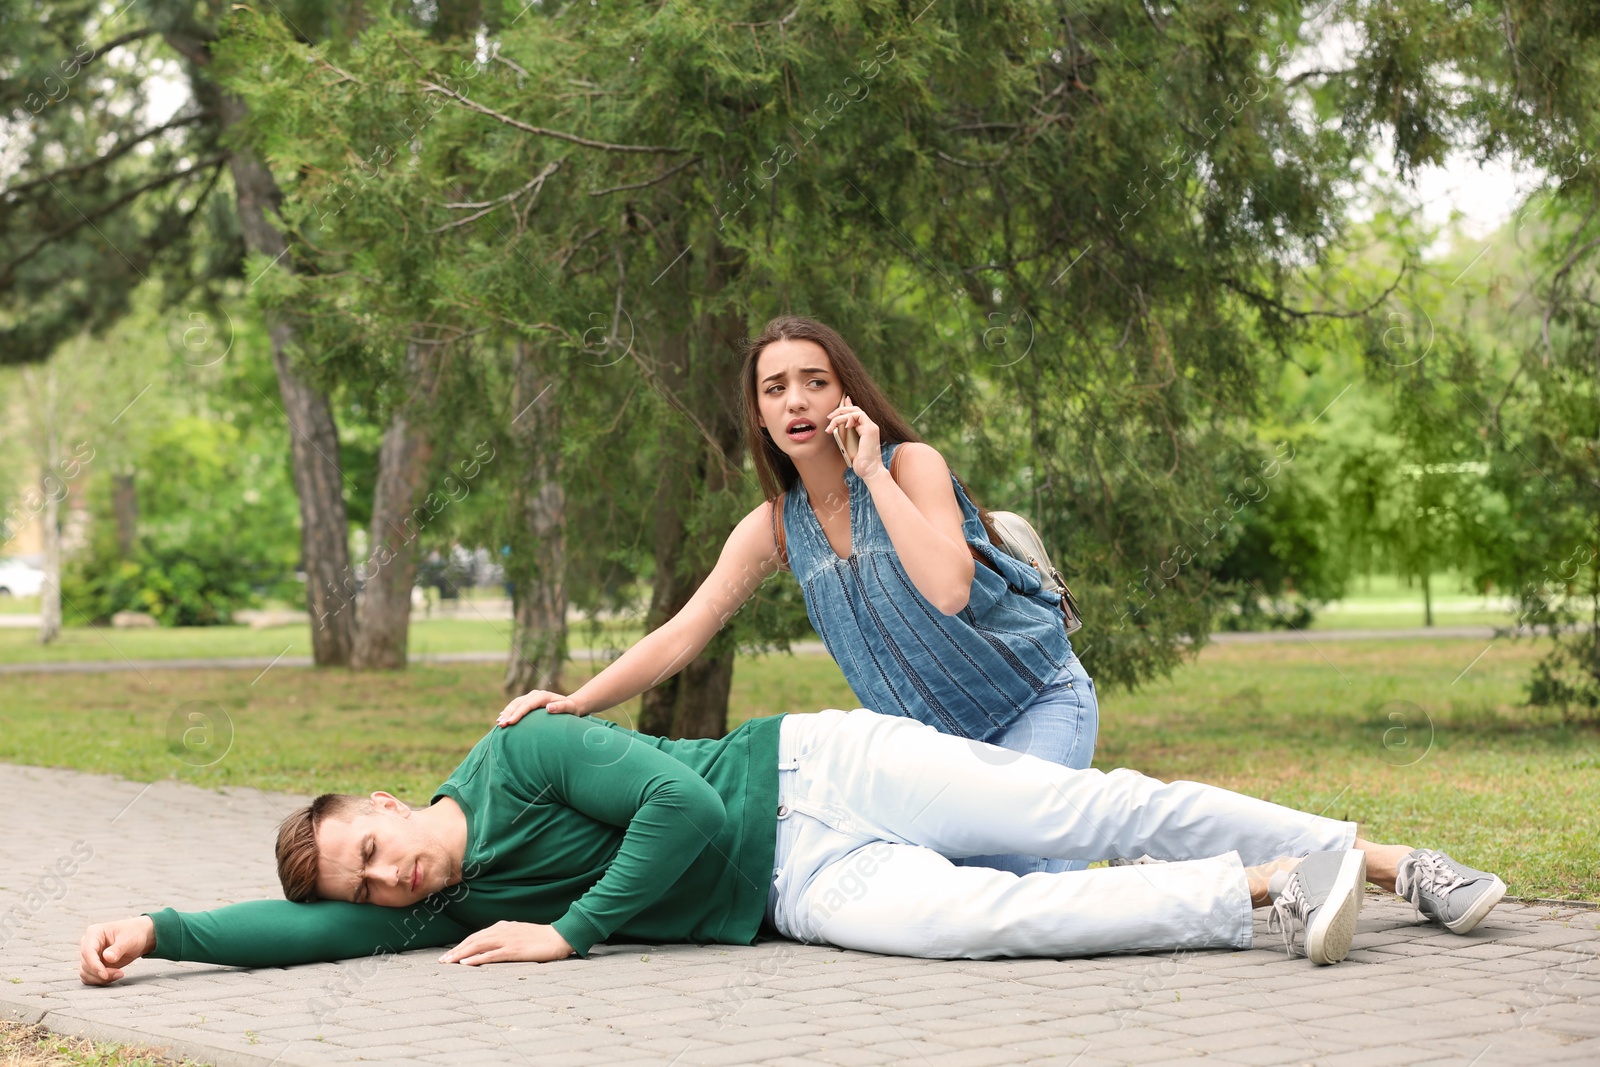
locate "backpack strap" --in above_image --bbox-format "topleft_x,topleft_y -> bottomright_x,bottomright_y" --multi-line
770,496 -> 788,571
901,445 -> 1080,632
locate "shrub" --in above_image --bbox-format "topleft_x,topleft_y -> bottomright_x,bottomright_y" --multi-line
63,543 -> 259,626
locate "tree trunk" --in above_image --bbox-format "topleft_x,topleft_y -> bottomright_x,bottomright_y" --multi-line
40,480 -> 61,643
218,92 -> 355,666
637,447 -> 738,739
38,365 -> 60,644
1422,568 -> 1433,628
111,471 -> 137,557
503,339 -> 567,697
635,307 -> 749,740
351,341 -> 440,670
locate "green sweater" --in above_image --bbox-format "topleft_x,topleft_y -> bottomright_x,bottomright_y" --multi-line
147,711 -> 782,965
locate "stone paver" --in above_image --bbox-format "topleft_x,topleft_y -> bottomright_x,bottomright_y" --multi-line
2,761 -> 1597,1067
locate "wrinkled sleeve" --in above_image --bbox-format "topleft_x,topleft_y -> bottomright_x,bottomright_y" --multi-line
146,898 -> 472,968
494,712 -> 726,956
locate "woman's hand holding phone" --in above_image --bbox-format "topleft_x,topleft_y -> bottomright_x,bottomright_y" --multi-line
826,395 -> 883,480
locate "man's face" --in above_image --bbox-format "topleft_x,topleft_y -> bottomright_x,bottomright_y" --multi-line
314,793 -> 458,908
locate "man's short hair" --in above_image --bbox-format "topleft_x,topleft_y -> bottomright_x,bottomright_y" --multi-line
276,794 -> 375,902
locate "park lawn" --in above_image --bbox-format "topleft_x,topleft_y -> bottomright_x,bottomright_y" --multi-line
0,637 -> 1593,901
0,618 -> 648,664
1097,636 -> 1599,904
0,594 -> 41,615
0,652 -> 856,802
1305,609 -> 1516,630
1294,570 -> 1518,630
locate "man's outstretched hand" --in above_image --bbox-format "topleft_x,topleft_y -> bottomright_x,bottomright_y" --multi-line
439,921 -> 575,966
79,916 -> 156,986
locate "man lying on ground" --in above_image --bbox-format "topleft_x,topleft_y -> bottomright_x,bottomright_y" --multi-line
79,707 -> 1505,984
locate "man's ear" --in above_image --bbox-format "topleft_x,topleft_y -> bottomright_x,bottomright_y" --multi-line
370,791 -> 410,816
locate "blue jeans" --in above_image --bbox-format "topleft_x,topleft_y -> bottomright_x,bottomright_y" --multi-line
956,655 -> 1099,875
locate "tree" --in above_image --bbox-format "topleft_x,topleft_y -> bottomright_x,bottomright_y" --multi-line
1,0 -> 361,662
501,339 -> 567,696
0,303 -> 196,638
1331,1 -> 1600,711
16,362 -> 64,641
211,0 -> 1536,732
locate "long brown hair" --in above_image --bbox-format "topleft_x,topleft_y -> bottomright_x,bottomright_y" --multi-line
741,316 -> 924,502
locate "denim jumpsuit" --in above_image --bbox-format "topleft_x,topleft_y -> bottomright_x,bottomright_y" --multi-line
779,442 -> 1100,874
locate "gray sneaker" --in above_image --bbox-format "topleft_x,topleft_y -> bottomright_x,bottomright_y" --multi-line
1266,850 -> 1366,965
1394,849 -> 1506,934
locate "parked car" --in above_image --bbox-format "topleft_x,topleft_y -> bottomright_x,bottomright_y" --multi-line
0,557 -> 47,597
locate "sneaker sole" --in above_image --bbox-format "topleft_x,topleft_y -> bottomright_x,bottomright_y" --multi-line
1443,875 -> 1507,935
1305,850 -> 1366,965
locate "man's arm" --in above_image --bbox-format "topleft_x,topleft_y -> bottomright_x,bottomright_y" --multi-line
79,899 -> 473,985
496,711 -> 729,956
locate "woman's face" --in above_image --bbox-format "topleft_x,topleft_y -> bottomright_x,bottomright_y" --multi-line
755,339 -> 846,459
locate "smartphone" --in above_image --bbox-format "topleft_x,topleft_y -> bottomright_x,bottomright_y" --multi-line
834,423 -> 860,465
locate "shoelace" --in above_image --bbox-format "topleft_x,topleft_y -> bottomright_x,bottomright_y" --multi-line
1266,876 -> 1309,957
1395,850 -> 1468,922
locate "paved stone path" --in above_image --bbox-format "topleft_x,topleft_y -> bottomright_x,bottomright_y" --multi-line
3,762 -> 1597,1067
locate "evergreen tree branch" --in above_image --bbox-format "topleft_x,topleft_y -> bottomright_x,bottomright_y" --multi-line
85,28 -> 159,65
0,153 -> 227,286
588,156 -> 702,196
1218,269 -> 1407,321
429,161 -> 563,232
935,149 -> 1007,169
418,81 -> 689,153
0,113 -> 208,201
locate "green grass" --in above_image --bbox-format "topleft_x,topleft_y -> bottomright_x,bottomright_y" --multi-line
1,638 -> 1593,901
0,618 -> 649,664
1103,637 -> 1598,902
0,593 -> 41,615
1307,609 -> 1516,630
0,1022 -> 207,1066
0,654 -> 856,803
0,567 -> 1524,664
1307,571 -> 1517,630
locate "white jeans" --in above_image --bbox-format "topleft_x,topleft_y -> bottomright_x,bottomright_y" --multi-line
767,709 -> 1355,960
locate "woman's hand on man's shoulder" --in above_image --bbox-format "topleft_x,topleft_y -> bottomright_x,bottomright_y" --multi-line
497,690 -> 583,727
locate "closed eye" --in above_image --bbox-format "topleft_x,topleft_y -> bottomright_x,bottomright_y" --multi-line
355,839 -> 374,903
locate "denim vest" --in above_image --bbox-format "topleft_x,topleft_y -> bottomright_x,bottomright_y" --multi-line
781,442 -> 1072,741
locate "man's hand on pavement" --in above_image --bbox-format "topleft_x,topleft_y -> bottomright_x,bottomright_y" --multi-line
439,921 -> 575,966
79,916 -> 156,986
